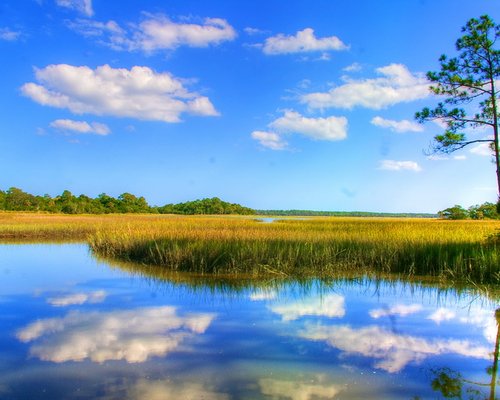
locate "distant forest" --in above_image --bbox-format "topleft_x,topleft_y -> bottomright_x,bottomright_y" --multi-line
0,187 -> 255,215
257,210 -> 437,218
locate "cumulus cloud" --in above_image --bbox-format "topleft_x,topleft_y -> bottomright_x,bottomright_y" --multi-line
371,116 -> 423,133
379,160 -> 422,172
301,64 -> 430,110
369,304 -> 422,319
251,110 -> 348,150
251,130 -> 288,150
269,110 -> 347,141
16,306 -> 215,363
50,119 -> 110,135
269,294 -> 345,322
47,290 -> 107,306
21,64 -> 219,123
68,14 -> 236,52
129,380 -> 229,400
0,27 -> 21,41
262,28 -> 348,55
56,0 -> 93,17
300,323 -> 490,373
259,378 -> 343,399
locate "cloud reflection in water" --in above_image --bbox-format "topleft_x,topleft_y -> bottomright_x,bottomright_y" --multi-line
16,306 -> 215,363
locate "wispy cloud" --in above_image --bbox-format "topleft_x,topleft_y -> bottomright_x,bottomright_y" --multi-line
22,64 -> 219,123
261,28 -> 348,55
379,160 -> 422,172
47,290 -> 106,306
56,0 -> 93,17
0,27 -> 22,41
68,14 -> 236,52
302,64 -> 430,110
50,119 -> 110,135
369,304 -> 422,319
343,62 -> 362,72
371,116 -> 423,133
259,377 -> 343,399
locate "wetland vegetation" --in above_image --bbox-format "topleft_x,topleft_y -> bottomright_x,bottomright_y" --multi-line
1,212 -> 499,285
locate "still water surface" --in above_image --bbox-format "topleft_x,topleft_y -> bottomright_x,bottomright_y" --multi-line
0,243 -> 498,399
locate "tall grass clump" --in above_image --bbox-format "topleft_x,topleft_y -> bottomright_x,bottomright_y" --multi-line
88,216 -> 500,284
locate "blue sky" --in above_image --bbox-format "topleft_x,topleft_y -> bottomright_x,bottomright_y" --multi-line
1,0 -> 499,212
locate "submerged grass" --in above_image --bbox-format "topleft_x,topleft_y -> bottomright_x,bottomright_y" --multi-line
1,212 -> 498,284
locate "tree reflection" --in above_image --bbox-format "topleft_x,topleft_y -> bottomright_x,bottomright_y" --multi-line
431,308 -> 500,400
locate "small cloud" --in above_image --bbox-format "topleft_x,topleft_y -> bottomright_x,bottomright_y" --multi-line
249,290 -> 278,301
269,294 -> 345,321
47,290 -> 107,306
55,0 -> 93,17
251,130 -> 288,150
301,64 -> 430,110
470,139 -> 494,157
453,155 -> 467,160
0,27 -> 22,41
370,304 -> 422,319
259,378 -> 343,399
244,27 -> 268,36
371,116 -> 423,133
262,28 -> 348,55
343,62 -> 362,72
269,110 -> 348,141
50,119 -> 111,135
379,160 -> 422,172
427,308 -> 456,324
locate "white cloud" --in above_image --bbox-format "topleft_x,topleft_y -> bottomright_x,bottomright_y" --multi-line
270,110 -> 348,141
47,290 -> 107,306
262,28 -> 348,55
371,116 -> 423,133
251,130 -> 288,150
50,119 -> 110,135
427,308 -> 456,324
301,64 -> 430,110
0,27 -> 21,41
300,323 -> 490,373
269,294 -> 345,321
369,304 -> 422,319
69,14 -> 236,52
379,160 -> 422,172
244,27 -> 267,36
343,62 -> 362,72
56,0 -> 93,17
21,64 -> 219,123
129,380 -> 229,400
16,306 -> 215,363
470,139 -> 494,156
259,378 -> 343,400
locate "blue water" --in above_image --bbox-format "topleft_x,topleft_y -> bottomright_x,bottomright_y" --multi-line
0,243 -> 498,399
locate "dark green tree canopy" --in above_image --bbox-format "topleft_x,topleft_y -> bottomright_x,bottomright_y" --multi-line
415,15 -> 500,206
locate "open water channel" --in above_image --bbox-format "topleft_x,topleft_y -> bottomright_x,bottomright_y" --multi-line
0,243 -> 498,399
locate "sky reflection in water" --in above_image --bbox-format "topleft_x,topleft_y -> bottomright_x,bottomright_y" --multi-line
0,243 -> 498,399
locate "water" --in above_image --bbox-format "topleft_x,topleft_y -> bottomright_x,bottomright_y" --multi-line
0,243 -> 498,399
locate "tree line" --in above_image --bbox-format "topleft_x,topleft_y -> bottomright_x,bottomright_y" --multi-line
0,187 -> 255,215
438,202 -> 499,220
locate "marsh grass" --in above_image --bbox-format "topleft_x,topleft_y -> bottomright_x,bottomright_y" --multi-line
86,216 -> 500,284
1,212 -> 498,283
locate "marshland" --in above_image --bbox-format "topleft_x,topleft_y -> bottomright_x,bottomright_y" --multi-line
1,212 -> 499,284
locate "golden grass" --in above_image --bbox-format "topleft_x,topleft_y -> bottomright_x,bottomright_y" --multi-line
1,212 -> 499,283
